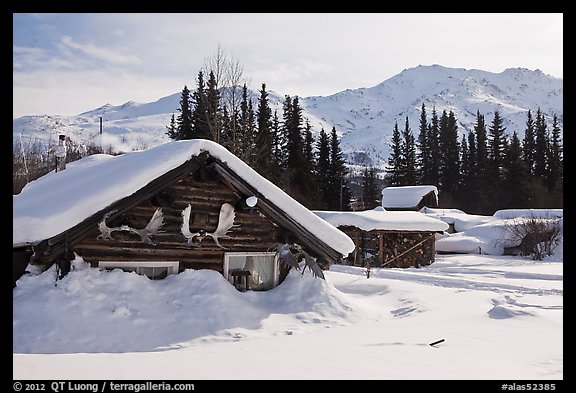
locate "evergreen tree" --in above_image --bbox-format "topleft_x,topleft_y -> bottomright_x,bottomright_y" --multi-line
522,110 -> 536,175
487,110 -> 507,176
427,106 -> 441,186
486,110 -> 508,211
301,119 -> 318,206
459,131 -> 477,209
546,113 -> 563,193
282,95 -> 304,172
474,110 -> 488,173
246,99 -> 256,164
205,70 -> 222,142
417,103 -> 432,184
534,108 -> 548,179
175,85 -> 193,140
386,121 -> 403,186
502,131 -> 531,208
438,110 -> 460,197
328,127 -> 351,210
190,71 -> 211,139
401,116 -> 418,185
220,105 -> 231,150
361,166 -> 381,210
237,83 -> 251,159
166,113 -> 177,139
315,127 -> 331,209
254,83 -> 274,179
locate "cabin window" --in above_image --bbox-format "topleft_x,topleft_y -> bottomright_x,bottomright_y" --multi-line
98,261 -> 179,280
223,252 -> 279,291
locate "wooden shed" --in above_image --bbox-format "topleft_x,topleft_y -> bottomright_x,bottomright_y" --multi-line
13,140 -> 354,290
381,185 -> 439,211
314,207 -> 449,268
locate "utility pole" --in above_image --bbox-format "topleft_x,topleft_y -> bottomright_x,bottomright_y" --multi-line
99,116 -> 103,152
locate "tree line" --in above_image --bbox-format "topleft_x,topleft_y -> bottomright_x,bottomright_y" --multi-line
167,70 -> 352,211
386,104 -> 563,214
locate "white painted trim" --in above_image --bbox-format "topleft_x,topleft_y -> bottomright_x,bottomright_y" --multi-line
98,261 -> 179,277
223,252 -> 279,289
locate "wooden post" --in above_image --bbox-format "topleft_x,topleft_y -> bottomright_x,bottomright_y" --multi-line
379,232 -> 384,262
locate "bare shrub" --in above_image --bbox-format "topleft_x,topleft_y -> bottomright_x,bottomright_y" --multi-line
506,215 -> 562,260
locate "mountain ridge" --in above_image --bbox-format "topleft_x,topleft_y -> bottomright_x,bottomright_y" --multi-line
13,64 -> 563,165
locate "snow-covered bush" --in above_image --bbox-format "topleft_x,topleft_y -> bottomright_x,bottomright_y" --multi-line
505,216 -> 562,260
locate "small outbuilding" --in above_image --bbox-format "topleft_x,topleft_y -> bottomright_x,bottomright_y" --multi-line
381,185 -> 439,211
13,140 -> 355,289
314,207 -> 449,268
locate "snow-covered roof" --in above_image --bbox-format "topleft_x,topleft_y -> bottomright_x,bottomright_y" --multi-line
13,139 -> 355,257
420,206 -> 495,232
381,185 -> 438,209
493,209 -> 563,219
313,207 -> 449,232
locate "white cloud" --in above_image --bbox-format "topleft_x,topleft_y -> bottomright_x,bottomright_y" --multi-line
60,35 -> 142,66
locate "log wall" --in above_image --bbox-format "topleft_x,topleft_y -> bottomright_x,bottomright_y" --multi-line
74,171 -> 280,273
338,226 -> 436,268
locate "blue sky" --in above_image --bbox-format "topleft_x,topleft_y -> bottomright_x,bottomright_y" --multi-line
13,13 -> 563,118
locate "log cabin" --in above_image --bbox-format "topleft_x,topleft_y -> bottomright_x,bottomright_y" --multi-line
314,207 -> 449,268
13,140 -> 355,289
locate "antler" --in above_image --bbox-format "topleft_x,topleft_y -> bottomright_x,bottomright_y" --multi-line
273,243 -> 325,280
126,208 -> 165,245
181,204 -> 204,247
97,209 -> 124,240
205,203 -> 239,249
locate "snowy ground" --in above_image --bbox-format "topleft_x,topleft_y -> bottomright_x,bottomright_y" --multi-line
13,251 -> 562,380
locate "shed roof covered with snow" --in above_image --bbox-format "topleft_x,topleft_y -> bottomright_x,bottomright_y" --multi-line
313,207 -> 449,232
381,185 -> 439,211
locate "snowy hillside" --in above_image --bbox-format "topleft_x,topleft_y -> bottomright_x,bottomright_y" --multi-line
13,65 -> 563,164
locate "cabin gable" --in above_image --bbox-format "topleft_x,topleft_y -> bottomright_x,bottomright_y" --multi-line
74,167 -> 282,274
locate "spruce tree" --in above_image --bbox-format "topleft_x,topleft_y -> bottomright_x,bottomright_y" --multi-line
328,127 -> 351,210
190,71 -> 211,139
502,131 -> 531,208
254,83 -> 274,179
361,166 -> 381,210
474,110 -> 488,173
486,110 -> 508,211
438,110 -> 460,197
402,116 -> 418,185
176,85 -> 193,140
534,108 -> 548,179
301,119 -> 318,206
166,113 -> 177,139
205,70 -> 222,142
427,106 -> 441,186
546,113 -> 563,193
417,103 -> 432,184
522,110 -> 536,175
315,128 -> 331,209
386,121 -> 403,186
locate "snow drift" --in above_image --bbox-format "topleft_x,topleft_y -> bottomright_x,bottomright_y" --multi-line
13,256 -> 366,354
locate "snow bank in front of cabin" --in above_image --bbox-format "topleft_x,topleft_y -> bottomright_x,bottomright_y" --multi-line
314,207 -> 448,232
13,140 -> 354,257
13,256 -> 366,354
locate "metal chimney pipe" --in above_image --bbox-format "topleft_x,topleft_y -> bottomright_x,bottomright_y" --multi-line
55,134 -> 67,172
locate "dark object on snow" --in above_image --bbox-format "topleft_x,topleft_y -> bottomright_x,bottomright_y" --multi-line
429,338 -> 445,347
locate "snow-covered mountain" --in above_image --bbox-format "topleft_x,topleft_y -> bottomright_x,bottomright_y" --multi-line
13,65 -> 563,165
